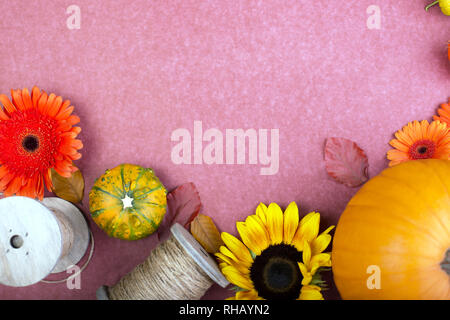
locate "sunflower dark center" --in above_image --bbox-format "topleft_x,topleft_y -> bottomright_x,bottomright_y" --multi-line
409,139 -> 435,159
22,135 -> 39,153
250,244 -> 303,300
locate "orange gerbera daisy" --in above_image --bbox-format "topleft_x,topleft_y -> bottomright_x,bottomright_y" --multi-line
387,120 -> 450,167
0,87 -> 82,199
433,99 -> 450,125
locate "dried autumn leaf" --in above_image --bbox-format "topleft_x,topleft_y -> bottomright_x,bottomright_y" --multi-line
157,182 -> 202,242
324,137 -> 369,188
190,214 -> 224,254
51,168 -> 85,203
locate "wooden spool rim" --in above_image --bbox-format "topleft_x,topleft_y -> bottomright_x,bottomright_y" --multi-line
170,223 -> 229,288
41,197 -> 90,274
0,196 -> 62,287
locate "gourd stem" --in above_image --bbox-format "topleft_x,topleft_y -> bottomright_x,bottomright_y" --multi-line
441,249 -> 450,276
425,1 -> 439,11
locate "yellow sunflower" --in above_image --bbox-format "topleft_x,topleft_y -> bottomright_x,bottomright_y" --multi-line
216,202 -> 334,300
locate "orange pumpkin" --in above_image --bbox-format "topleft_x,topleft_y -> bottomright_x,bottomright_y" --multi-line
332,159 -> 450,299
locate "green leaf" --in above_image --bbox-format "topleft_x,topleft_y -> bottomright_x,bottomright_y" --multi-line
310,267 -> 331,288
230,285 -> 247,293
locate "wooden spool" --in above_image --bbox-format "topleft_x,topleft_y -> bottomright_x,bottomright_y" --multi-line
0,196 -> 90,287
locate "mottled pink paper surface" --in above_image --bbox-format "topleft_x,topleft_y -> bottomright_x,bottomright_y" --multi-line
0,0 -> 449,299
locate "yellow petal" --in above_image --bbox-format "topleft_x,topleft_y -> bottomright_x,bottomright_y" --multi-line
298,262 -> 312,285
237,222 -> 260,256
219,246 -> 251,272
255,202 -> 268,225
219,246 -> 239,263
291,227 -> 304,251
221,232 -> 253,264
267,203 -> 284,244
219,262 -> 228,270
303,240 -> 312,267
299,285 -> 324,300
235,289 -> 261,300
299,211 -> 320,243
216,251 -> 250,275
221,266 -> 254,290
246,215 -> 270,242
321,225 -> 335,235
310,253 -> 332,274
238,215 -> 270,256
310,233 -> 332,256
283,201 -> 299,244
215,252 -> 233,265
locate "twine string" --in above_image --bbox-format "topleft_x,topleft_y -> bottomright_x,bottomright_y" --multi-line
107,235 -> 214,300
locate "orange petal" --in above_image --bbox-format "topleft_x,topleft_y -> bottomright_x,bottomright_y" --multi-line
5,176 -> 23,196
387,149 -> 409,161
0,172 -> 14,190
389,139 -> 409,152
0,107 -> 10,120
71,139 -> 83,149
67,115 -> 80,126
60,131 -> 77,139
38,92 -> 48,114
59,143 -> 78,155
31,86 -> 41,107
45,93 -> 56,115
54,168 -> 71,178
71,126 -> 82,135
48,96 -> 62,117
0,166 -> 8,179
54,159 -> 73,176
18,177 -> 35,198
21,88 -> 33,110
37,176 -> 44,200
0,94 -> 16,114
43,169 -> 53,192
56,105 -> 74,120
57,120 -> 72,132
11,89 -> 26,111
69,152 -> 82,160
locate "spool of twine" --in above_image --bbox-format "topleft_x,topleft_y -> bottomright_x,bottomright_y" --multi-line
107,234 -> 214,300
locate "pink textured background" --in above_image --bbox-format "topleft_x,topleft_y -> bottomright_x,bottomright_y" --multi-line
0,0 -> 449,299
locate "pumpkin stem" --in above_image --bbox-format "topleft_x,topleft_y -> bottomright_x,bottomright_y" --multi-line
425,1 -> 439,11
121,194 -> 134,209
441,249 -> 450,275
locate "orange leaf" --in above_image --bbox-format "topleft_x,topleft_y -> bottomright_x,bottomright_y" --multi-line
51,167 -> 85,203
190,214 -> 224,254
